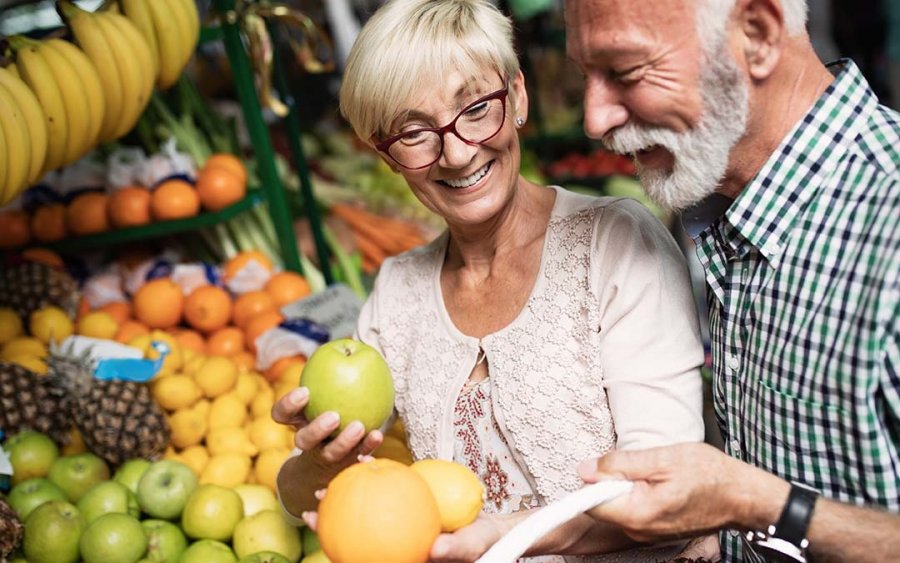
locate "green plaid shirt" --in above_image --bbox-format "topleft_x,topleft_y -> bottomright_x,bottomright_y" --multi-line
688,60 -> 900,561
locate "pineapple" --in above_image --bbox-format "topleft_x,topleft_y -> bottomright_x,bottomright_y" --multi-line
0,496 -> 23,560
47,352 -> 169,467
0,261 -> 80,320
0,361 -> 72,446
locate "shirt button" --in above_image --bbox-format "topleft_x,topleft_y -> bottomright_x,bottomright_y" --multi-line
731,439 -> 742,454
764,241 -> 780,255
728,529 -> 740,538
727,354 -> 740,372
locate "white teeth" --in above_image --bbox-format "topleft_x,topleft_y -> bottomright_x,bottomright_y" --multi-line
444,162 -> 491,188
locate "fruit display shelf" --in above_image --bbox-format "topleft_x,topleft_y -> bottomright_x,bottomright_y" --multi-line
21,192 -> 262,254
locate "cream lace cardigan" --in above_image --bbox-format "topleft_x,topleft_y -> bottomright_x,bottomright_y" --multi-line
357,188 -> 705,507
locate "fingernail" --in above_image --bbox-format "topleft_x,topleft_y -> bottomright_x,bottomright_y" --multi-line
321,411 -> 340,427
346,421 -> 364,437
289,387 -> 308,403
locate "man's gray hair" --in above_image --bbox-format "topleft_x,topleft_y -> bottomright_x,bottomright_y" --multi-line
697,0 -> 808,45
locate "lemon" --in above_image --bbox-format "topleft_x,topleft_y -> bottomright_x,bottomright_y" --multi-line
1,336 -> 47,360
182,350 -> 206,375
206,427 -> 259,457
373,435 -> 414,465
194,355 -> 238,398
209,393 -> 247,430
169,408 -> 208,449
147,330 -> 182,374
152,375 -> 203,411
233,372 -> 259,405
192,398 -> 212,418
180,445 -> 210,476
0,307 -> 24,344
6,354 -> 48,375
29,306 -> 74,344
76,311 -> 119,340
248,416 -> 290,451
253,448 -> 292,492
411,459 -> 485,532
200,453 -> 252,487
273,378 -> 296,404
249,385 -> 275,419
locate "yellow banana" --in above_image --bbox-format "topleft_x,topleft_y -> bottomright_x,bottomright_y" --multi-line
38,40 -> 91,166
166,0 -> 197,71
0,94 -> 9,204
179,0 -> 201,55
0,66 -> 47,184
13,41 -> 69,174
105,12 -> 154,135
63,3 -> 123,144
119,0 -> 160,77
93,13 -> 145,140
0,82 -> 33,203
44,39 -> 106,155
146,0 -> 186,89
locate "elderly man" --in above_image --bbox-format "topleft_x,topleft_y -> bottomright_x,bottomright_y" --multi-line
566,0 -> 900,561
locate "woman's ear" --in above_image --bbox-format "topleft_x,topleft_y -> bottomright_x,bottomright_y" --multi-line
511,69 -> 529,126
736,0 -> 785,80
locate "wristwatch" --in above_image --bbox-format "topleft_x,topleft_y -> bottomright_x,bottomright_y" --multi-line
745,481 -> 820,562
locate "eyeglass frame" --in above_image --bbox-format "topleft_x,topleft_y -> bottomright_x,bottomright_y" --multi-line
373,83 -> 510,170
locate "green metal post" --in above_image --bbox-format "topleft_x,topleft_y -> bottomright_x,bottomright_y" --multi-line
213,0 -> 304,274
268,23 -> 334,284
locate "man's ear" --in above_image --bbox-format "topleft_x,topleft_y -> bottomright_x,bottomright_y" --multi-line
736,0 -> 785,79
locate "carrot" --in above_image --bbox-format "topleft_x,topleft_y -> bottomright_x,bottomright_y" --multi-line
353,231 -> 387,265
332,205 -> 408,255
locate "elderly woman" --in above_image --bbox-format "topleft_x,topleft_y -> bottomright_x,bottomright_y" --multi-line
274,0 -> 705,560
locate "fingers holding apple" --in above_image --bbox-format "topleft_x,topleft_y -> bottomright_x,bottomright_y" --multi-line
271,387 -> 312,429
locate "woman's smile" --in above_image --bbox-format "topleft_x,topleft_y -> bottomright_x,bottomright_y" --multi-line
438,160 -> 495,191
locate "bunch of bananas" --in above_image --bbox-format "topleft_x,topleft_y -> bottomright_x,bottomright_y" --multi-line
119,0 -> 199,90
0,67 -> 46,206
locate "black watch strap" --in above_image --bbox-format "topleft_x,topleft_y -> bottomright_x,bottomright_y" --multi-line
775,482 -> 819,545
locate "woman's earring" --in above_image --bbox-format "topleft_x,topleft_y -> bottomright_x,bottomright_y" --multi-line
515,117 -> 525,127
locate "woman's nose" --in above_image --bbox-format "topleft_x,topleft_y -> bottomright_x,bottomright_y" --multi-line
437,130 -> 479,168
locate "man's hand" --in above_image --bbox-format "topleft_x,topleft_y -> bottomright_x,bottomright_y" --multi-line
577,443 -> 789,542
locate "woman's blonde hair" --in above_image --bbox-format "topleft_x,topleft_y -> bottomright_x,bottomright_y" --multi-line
339,0 -> 520,146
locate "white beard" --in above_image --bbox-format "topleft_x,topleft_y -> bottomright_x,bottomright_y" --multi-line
602,44 -> 750,211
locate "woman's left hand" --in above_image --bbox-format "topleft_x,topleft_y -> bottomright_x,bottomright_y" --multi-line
429,514 -> 512,562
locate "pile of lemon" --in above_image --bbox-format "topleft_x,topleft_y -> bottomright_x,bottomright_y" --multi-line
143,336 -> 296,493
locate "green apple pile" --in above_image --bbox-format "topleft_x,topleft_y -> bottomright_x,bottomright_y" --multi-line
2,430 -> 321,563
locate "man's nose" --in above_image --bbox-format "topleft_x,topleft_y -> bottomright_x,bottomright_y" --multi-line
582,76 -> 629,140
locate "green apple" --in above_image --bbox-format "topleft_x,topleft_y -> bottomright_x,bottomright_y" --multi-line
23,500 -> 86,563
300,338 -> 394,435
47,453 -> 110,502
233,484 -> 279,517
300,550 -> 331,563
77,481 -> 140,523
7,430 -> 59,486
232,510 -> 302,561
301,526 -> 320,555
79,513 -> 147,563
179,539 -> 238,563
136,460 -> 198,520
142,519 -> 188,563
181,484 -> 244,541
113,459 -> 152,494
8,477 -> 68,521
238,552 -> 291,563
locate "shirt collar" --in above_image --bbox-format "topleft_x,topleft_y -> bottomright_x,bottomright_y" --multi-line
723,59 -> 879,261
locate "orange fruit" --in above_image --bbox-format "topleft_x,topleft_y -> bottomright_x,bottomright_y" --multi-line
263,354 -> 304,383
0,211 -> 31,249
21,248 -> 64,269
265,271 -> 310,307
98,301 -> 131,324
108,186 -> 152,228
133,278 -> 184,329
30,204 -> 67,242
115,320 -> 150,343
231,290 -> 276,329
173,328 -> 206,354
67,192 -> 109,235
317,459 -> 441,563
223,251 -> 273,281
150,180 -> 200,221
244,311 -> 283,353
183,285 -> 233,333
204,153 -> 248,186
231,351 -> 255,371
196,166 -> 246,212
207,326 -> 245,357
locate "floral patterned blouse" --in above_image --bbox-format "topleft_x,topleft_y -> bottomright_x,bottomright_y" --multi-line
453,376 -> 565,563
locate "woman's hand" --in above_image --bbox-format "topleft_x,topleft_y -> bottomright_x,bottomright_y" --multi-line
271,387 -> 385,514
429,514 -> 511,562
